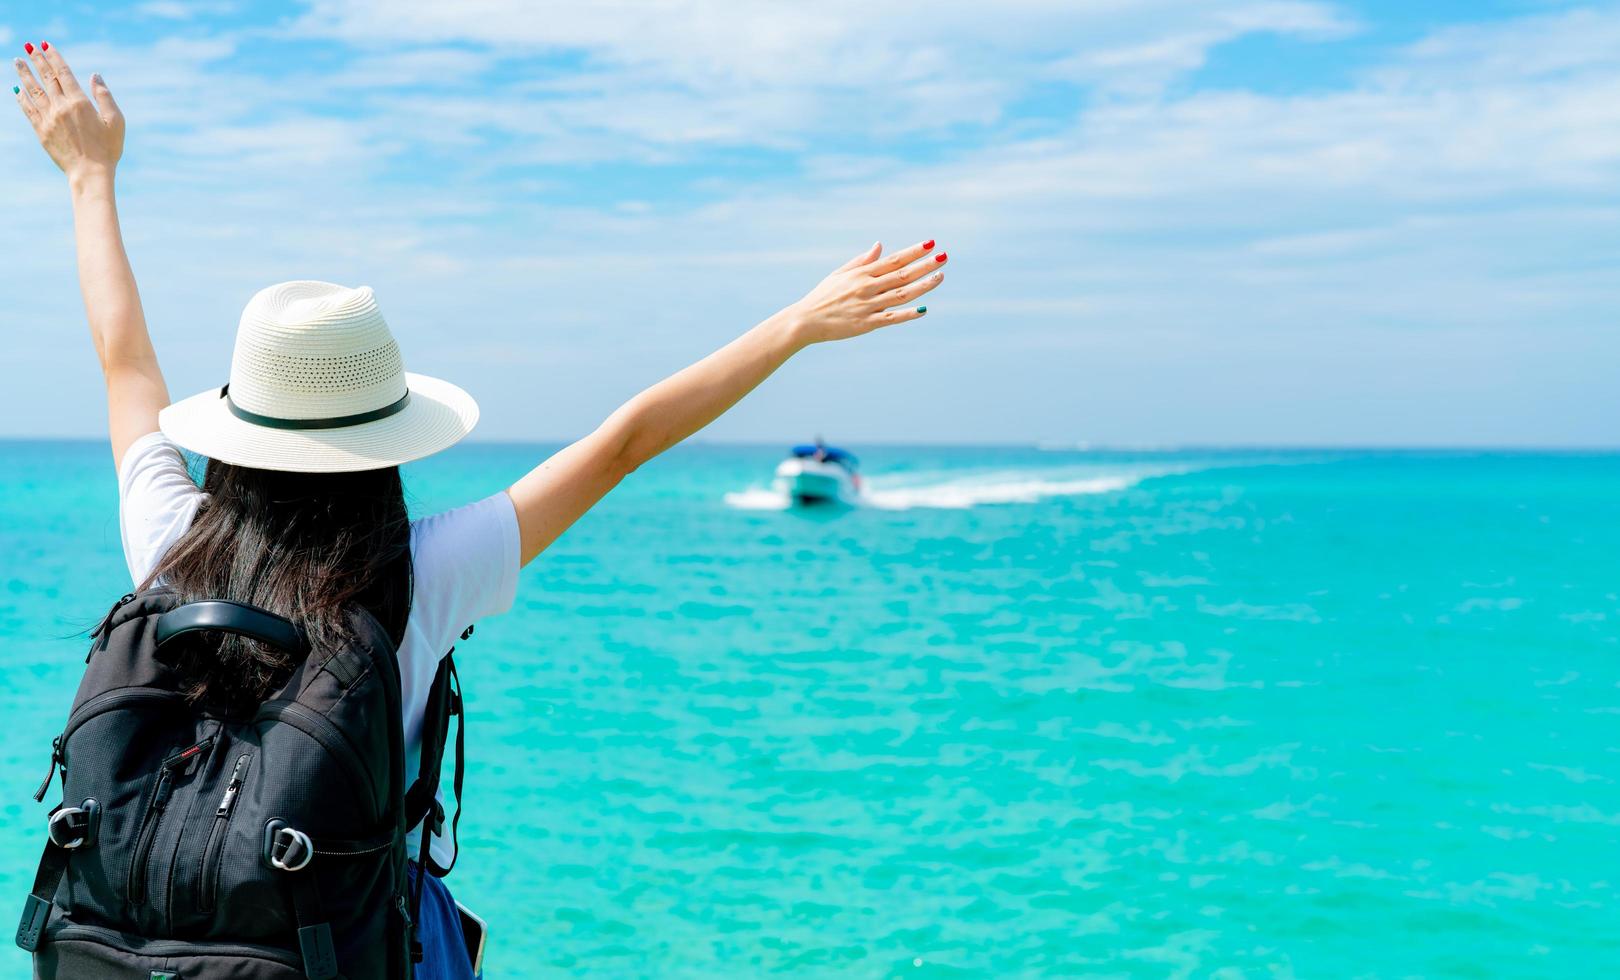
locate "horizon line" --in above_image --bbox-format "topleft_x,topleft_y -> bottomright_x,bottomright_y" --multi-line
0,436 -> 1616,454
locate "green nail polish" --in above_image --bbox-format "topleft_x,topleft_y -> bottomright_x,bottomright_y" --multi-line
916,306 -> 927,314
11,86 -> 18,95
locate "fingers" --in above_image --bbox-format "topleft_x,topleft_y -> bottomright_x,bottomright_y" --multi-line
868,305 -> 930,329
13,56 -> 47,108
26,42 -> 61,97
836,241 -> 883,272
865,239 -> 937,278
40,42 -> 84,97
874,268 -> 944,311
867,247 -> 947,297
90,72 -> 121,125
13,80 -> 39,126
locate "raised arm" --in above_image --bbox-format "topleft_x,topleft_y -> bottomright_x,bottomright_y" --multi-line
13,43 -> 165,468
507,240 -> 948,564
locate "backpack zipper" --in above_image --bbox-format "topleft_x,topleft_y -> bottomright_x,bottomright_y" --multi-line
127,770 -> 173,907
86,592 -> 138,661
258,701 -> 378,813
197,752 -> 251,913
32,735 -> 63,803
51,922 -> 301,968
89,592 -> 136,638
216,753 -> 250,817
62,688 -> 185,746
127,737 -> 213,908
37,688 -> 185,804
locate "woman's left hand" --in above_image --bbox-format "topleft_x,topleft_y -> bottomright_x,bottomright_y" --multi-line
13,43 -> 125,182
786,240 -> 948,345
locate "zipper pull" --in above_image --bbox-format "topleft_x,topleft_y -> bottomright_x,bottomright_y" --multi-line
32,735 -> 62,803
164,736 -> 214,777
90,592 -> 137,640
216,755 -> 249,817
88,592 -> 138,662
151,769 -> 175,812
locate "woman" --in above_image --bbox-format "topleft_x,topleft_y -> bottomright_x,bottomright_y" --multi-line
12,44 -> 945,977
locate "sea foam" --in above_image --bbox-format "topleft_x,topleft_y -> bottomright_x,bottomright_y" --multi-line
724,467 -> 1168,511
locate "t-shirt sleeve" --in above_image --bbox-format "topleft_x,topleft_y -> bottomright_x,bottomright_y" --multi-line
118,432 -> 206,587
408,491 -> 522,654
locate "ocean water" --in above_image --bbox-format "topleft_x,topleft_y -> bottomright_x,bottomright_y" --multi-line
1,441 -> 1617,977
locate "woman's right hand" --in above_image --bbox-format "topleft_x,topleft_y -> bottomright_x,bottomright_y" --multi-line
784,240 -> 948,346
13,43 -> 124,182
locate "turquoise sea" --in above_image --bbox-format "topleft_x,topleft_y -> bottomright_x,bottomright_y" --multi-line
2,441 -> 1617,977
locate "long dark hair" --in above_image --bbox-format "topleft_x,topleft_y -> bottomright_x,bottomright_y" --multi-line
144,459 -> 413,708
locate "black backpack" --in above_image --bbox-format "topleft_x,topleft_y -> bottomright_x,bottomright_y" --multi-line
15,589 -> 467,979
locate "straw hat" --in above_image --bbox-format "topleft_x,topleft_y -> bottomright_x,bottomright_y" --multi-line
159,281 -> 479,473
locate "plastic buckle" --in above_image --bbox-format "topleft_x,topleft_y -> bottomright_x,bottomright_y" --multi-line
14,895 -> 50,952
265,822 -> 314,872
46,799 -> 99,850
298,922 -> 338,980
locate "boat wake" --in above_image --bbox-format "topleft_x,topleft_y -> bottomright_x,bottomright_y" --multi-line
724,467 -> 1172,512
861,474 -> 1135,510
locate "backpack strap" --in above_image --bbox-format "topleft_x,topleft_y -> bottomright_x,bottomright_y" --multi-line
402,652 -> 449,964
402,653 -> 452,836
426,655 -> 464,879
288,874 -> 338,980
403,626 -> 472,960
15,795 -> 105,952
13,838 -> 68,952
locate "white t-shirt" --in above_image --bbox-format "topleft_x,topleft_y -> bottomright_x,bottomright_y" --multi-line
117,431 -> 521,869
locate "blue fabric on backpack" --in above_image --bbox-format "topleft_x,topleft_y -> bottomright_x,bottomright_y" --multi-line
409,862 -> 481,980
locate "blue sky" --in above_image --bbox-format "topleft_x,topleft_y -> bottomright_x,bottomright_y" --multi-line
2,0 -> 1616,446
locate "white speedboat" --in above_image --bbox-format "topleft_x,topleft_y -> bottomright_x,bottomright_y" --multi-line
775,442 -> 861,505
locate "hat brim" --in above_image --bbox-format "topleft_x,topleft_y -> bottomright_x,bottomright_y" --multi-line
158,372 -> 479,473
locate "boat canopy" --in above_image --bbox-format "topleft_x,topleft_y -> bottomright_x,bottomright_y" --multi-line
791,444 -> 858,467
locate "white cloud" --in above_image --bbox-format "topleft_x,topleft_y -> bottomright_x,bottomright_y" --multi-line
1049,2 -> 1356,93
1385,6 -> 1620,83
283,0 -> 1356,143
2,4 -> 1617,445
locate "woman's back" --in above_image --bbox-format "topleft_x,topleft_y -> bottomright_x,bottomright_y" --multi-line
119,431 -> 521,871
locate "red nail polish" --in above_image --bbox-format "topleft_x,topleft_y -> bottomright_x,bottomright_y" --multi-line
934,252 -> 947,262
23,43 -> 33,54
923,240 -> 935,251
39,42 -> 48,52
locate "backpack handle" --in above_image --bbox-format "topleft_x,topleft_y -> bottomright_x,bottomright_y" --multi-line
155,600 -> 308,655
